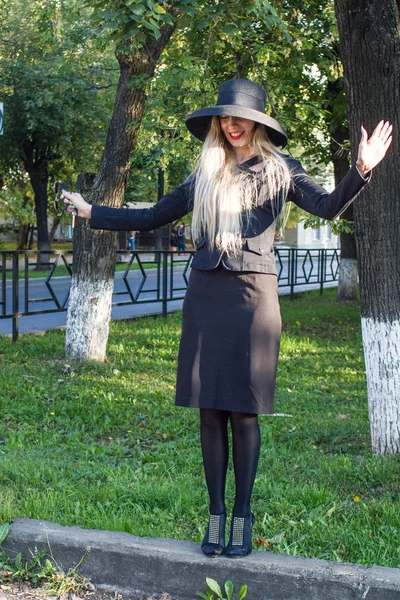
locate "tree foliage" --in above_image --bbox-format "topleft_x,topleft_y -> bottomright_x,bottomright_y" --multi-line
126,0 -> 349,224
0,0 -> 116,248
1,0 -> 352,222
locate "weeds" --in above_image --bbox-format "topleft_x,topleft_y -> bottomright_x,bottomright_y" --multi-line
197,578 -> 247,600
0,522 -> 93,593
0,547 -> 51,584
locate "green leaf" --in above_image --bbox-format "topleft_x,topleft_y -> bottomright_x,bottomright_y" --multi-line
135,31 -> 147,43
206,578 -> 223,598
124,26 -> 139,37
129,4 -> 145,15
101,22 -> 119,32
238,584 -> 248,600
118,14 -> 133,24
222,24 -> 237,35
153,4 -> 166,14
142,20 -> 161,39
177,14 -> 192,27
224,580 -> 234,600
0,523 -> 10,545
162,13 -> 174,25
15,553 -> 23,570
99,9 -> 120,20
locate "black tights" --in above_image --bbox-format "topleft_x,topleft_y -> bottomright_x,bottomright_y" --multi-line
200,408 -> 260,517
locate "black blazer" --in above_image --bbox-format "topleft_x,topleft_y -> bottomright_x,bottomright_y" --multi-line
90,157 -> 369,275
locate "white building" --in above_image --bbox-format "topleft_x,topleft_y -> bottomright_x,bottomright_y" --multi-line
282,221 -> 338,249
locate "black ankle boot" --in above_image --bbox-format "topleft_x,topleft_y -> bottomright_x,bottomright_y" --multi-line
201,512 -> 227,557
225,512 -> 255,558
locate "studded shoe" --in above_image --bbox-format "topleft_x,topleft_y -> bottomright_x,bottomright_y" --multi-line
225,512 -> 255,558
201,512 -> 227,557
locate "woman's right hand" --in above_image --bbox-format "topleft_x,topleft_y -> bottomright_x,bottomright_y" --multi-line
61,190 -> 92,219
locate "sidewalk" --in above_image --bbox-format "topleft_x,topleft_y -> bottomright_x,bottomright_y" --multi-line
3,519 -> 400,600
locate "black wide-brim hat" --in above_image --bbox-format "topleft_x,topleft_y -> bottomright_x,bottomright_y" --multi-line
185,78 -> 288,148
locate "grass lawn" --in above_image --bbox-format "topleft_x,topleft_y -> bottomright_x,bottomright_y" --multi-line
3,255 -> 188,279
0,242 -> 73,252
7,262 -> 163,279
0,288 -> 399,568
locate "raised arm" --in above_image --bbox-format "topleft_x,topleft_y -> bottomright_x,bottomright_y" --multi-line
287,160 -> 369,220
287,120 -> 392,219
62,178 -> 193,232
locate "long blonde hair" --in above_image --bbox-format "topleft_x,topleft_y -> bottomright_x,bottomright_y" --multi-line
191,116 -> 292,255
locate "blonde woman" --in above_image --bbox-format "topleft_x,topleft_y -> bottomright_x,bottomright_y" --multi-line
63,79 -> 392,558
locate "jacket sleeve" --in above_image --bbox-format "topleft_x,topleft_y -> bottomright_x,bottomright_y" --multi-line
286,158 -> 370,219
90,178 -> 193,232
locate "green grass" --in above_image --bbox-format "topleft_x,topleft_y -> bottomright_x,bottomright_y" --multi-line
0,242 -> 73,252
5,260 -> 188,279
5,262 -> 159,279
0,288 -> 399,568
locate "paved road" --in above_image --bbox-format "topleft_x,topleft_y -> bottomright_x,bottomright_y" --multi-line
0,255 -> 338,336
0,265 -> 188,336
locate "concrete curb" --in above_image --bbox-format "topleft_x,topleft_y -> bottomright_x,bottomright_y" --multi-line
3,519 -> 400,600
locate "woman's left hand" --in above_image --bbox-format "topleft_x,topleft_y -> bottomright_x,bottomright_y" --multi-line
357,120 -> 393,174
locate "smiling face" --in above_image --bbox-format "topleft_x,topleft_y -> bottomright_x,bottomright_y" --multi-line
219,115 -> 256,154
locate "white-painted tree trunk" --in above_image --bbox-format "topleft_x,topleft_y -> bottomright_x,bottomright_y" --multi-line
361,317 -> 400,454
338,257 -> 358,301
66,277 -> 114,362
335,0 -> 400,454
63,23 -> 176,363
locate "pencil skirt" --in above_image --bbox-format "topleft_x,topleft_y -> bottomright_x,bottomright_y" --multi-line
175,266 -> 282,414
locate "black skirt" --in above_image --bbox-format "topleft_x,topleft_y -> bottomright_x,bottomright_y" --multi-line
175,266 -> 282,414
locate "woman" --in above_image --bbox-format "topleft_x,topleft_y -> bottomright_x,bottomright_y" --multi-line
62,79 -> 392,558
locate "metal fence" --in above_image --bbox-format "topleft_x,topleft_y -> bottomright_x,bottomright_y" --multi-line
1,247 -> 340,341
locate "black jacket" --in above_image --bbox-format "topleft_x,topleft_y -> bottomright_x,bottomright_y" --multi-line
90,157 -> 369,275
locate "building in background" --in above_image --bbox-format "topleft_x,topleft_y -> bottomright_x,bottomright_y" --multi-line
281,221 -> 338,249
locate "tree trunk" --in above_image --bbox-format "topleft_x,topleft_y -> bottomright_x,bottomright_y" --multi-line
28,225 -> 35,250
23,143 -> 50,267
66,24 -> 176,361
331,138 -> 358,302
17,224 -> 30,250
16,194 -> 34,250
49,216 -> 60,244
334,0 -> 400,454
338,204 -> 358,301
326,78 -> 358,301
330,125 -> 358,302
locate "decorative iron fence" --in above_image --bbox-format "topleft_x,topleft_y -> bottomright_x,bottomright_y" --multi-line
0,247 -> 340,341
